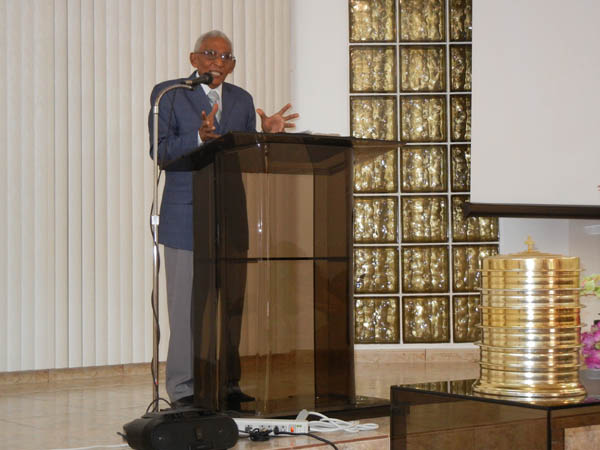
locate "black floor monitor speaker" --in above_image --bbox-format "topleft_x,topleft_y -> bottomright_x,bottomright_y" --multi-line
122,408 -> 238,450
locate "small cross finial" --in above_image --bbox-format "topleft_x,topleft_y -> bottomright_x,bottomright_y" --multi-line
525,236 -> 536,252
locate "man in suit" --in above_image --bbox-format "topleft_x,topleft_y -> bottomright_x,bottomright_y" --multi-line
148,30 -> 298,408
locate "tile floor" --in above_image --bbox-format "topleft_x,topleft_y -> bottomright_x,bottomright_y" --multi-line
0,360 -> 479,450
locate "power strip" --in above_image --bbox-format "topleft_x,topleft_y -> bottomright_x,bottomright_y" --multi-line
233,417 -> 309,434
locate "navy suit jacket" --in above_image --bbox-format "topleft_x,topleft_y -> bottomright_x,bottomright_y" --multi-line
148,73 -> 256,250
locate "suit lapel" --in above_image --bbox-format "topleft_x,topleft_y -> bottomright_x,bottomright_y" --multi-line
219,83 -> 239,132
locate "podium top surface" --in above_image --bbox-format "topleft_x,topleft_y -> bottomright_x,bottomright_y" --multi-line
162,132 -> 401,172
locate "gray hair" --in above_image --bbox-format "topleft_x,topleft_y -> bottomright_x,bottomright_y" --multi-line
193,30 -> 233,53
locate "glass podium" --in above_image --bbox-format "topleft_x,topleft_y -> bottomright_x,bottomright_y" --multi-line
165,132 -> 395,416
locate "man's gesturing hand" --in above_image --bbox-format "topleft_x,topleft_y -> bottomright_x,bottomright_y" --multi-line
257,103 -> 299,133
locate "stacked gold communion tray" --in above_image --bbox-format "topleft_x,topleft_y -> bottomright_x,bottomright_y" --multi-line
473,238 -> 586,400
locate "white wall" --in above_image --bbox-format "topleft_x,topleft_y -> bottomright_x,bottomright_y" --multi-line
499,219 -> 570,255
471,0 -> 600,206
290,0 -> 349,135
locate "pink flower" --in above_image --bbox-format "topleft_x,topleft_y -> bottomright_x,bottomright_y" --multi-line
581,322 -> 600,368
586,351 -> 600,369
582,332 -> 596,348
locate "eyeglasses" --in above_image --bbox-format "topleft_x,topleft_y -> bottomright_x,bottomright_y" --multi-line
196,50 -> 236,62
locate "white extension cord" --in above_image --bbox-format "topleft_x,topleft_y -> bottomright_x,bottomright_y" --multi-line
296,409 -> 379,433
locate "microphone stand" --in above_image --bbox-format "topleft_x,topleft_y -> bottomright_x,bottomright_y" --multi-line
150,73 -> 212,412
150,83 -> 193,412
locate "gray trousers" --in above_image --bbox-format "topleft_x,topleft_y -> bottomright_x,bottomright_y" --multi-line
164,246 -> 194,401
164,245 -> 246,403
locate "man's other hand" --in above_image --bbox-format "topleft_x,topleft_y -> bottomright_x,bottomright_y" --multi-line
199,103 -> 221,141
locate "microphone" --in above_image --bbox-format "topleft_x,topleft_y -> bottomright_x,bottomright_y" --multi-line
185,72 -> 213,88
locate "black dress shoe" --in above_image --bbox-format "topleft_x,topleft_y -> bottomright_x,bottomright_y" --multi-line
171,395 -> 194,408
226,384 -> 255,403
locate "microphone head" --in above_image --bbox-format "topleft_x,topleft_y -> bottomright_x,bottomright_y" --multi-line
185,72 -> 214,88
200,72 -> 213,85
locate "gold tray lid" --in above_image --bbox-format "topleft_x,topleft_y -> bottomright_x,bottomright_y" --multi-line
482,237 -> 580,272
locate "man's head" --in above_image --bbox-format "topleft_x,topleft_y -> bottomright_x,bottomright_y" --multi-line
190,30 -> 236,89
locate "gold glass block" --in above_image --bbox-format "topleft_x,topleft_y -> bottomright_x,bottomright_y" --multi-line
355,297 -> 400,343
353,196 -> 398,243
399,0 -> 445,42
354,148 -> 398,193
400,46 -> 446,92
450,145 -> 470,191
354,247 -> 399,293
453,295 -> 480,343
403,296 -> 450,343
401,196 -> 448,243
452,245 -> 499,292
351,96 -> 397,141
400,96 -> 446,142
450,95 -> 471,141
452,196 -> 499,242
350,46 -> 396,93
354,196 -> 398,243
450,45 -> 472,91
449,0 -> 472,42
402,245 -> 449,293
350,0 -> 396,42
401,146 -> 447,193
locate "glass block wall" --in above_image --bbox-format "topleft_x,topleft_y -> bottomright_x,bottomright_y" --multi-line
350,0 -> 499,345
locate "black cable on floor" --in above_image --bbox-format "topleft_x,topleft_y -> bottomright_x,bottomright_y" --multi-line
145,397 -> 172,414
274,430 -> 339,449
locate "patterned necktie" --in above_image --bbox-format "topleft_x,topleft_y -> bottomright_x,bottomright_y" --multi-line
207,90 -> 222,123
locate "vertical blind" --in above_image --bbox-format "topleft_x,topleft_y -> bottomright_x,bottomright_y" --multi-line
0,0 -> 291,371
